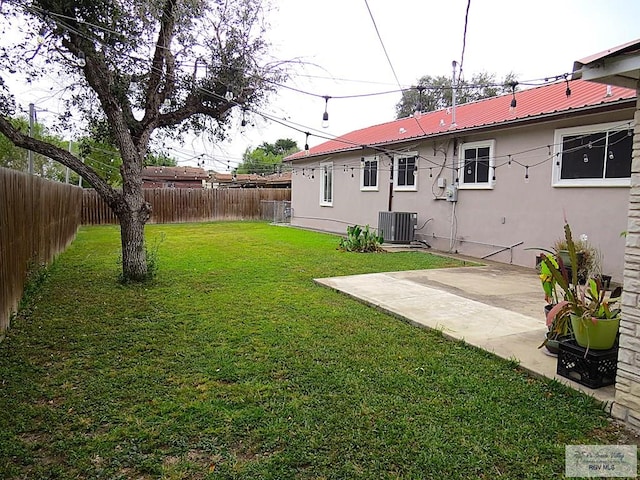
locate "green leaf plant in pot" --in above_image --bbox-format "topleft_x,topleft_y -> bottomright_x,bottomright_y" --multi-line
538,252 -> 572,354
541,222 -> 622,352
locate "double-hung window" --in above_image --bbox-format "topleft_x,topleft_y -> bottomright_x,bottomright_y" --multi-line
394,152 -> 418,191
360,155 -> 379,191
553,122 -> 632,187
458,140 -> 495,189
320,161 -> 333,206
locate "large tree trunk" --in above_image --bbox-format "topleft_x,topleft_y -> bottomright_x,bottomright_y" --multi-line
116,169 -> 152,282
118,206 -> 149,282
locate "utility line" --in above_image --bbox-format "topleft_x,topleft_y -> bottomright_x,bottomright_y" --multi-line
363,0 -> 402,88
458,0 -> 471,84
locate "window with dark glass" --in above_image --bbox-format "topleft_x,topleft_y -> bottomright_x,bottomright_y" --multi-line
463,146 -> 490,184
362,159 -> 378,188
560,129 -> 631,180
396,155 -> 416,187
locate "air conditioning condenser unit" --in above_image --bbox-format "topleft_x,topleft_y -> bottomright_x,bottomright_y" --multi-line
378,211 -> 417,244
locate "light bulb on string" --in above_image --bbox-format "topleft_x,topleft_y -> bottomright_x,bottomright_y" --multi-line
492,167 -> 496,182
321,96 -> 331,128
524,166 -> 529,184
508,155 -> 512,168
77,51 -> 86,68
583,153 -> 589,163
311,168 -> 315,179
351,168 -> 354,178
225,90 -> 234,101
565,75 -> 571,97
304,132 -> 310,156
609,151 -> 614,160
429,168 -> 433,178
508,81 -> 518,114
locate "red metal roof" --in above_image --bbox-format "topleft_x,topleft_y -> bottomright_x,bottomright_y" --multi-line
286,79 -> 636,161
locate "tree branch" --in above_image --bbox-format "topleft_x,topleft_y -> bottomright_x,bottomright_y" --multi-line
0,116 -> 119,206
143,0 -> 177,122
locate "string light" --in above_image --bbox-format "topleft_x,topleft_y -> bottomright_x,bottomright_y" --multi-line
565,74 -> 571,97
583,153 -> 589,163
321,96 -> 330,128
508,155 -> 512,168
509,81 -> 518,113
285,120 -> 633,181
415,85 -> 425,114
524,166 -> 529,183
609,151 -> 614,160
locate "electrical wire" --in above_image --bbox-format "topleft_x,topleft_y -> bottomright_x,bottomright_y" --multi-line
458,0 -> 471,84
363,0 -> 402,88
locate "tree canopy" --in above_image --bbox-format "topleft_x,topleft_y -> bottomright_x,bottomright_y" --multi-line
236,138 -> 298,174
0,0 -> 287,281
395,72 -> 518,119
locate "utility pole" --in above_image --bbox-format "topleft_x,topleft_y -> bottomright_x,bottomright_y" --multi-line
28,103 -> 35,174
451,61 -> 457,127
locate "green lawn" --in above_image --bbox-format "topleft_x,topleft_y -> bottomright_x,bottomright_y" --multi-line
0,222 -> 632,479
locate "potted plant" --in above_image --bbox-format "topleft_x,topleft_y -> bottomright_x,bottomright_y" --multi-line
541,222 -> 621,351
537,253 -> 572,354
552,233 -> 602,284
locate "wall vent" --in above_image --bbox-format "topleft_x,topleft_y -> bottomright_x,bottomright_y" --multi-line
378,211 -> 417,244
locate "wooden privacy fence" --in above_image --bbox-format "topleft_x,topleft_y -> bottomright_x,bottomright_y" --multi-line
82,188 -> 292,225
0,167 -> 82,336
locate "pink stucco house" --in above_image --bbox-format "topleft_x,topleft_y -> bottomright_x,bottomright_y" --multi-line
285,78 -> 637,282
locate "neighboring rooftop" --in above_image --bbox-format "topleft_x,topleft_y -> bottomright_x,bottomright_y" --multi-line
142,166 -> 209,189
286,79 -> 636,161
211,171 -> 291,188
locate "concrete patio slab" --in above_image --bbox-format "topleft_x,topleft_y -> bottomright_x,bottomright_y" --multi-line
315,264 -> 616,405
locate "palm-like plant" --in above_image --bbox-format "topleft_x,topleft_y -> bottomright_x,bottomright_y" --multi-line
541,223 -> 621,347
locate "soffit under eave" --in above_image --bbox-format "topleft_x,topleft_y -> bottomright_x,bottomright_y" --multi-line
573,50 -> 640,89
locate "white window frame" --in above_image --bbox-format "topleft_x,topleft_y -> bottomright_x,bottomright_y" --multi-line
458,140 -> 495,190
393,151 -> 418,192
360,155 -> 379,191
319,161 -> 333,206
552,121 -> 633,188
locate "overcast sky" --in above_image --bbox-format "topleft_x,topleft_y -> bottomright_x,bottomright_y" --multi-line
202,0 -> 640,171
11,0 -> 640,171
